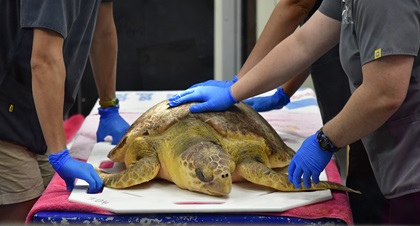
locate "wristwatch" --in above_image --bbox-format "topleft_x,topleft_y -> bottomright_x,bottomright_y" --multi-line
316,128 -> 340,152
99,98 -> 119,108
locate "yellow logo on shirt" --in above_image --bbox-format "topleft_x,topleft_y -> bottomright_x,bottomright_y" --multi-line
374,49 -> 382,59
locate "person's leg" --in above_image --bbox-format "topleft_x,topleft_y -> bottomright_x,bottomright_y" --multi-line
0,140 -> 46,223
0,199 -> 38,222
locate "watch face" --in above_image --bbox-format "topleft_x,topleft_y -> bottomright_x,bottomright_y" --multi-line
113,98 -> 119,106
319,139 -> 330,150
316,129 -> 338,152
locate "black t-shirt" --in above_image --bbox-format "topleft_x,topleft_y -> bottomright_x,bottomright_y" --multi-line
0,0 -> 108,154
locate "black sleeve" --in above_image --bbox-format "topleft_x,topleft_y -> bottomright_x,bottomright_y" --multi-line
318,0 -> 342,21
20,0 -> 81,38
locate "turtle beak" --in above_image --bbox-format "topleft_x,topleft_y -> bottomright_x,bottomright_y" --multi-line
203,178 -> 232,196
195,168 -> 232,196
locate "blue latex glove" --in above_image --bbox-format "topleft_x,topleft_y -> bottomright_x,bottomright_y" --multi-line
287,134 -> 333,188
243,87 -> 290,112
97,106 -> 130,145
49,149 -> 103,193
189,75 -> 238,88
168,86 -> 237,113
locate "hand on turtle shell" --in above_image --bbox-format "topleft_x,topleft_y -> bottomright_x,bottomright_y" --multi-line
97,106 -> 130,145
188,75 -> 238,89
288,134 -> 333,189
168,86 -> 237,113
49,148 -> 103,193
243,87 -> 290,112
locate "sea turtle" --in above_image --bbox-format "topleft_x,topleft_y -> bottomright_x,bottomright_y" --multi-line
97,100 -> 360,196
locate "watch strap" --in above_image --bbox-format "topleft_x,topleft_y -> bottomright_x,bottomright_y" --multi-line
99,98 -> 119,108
316,128 -> 340,152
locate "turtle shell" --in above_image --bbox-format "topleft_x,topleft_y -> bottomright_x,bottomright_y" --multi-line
100,100 -> 360,196
108,100 -> 295,168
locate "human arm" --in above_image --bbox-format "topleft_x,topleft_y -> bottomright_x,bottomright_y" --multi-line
230,11 -> 340,102
288,55 -> 414,188
169,11 -> 340,112
31,29 -> 67,153
322,55 -> 413,147
187,0 -> 314,103
90,1 -> 117,102
239,0 -> 316,111
90,2 -> 129,145
31,28 -> 102,193
237,0 -> 316,78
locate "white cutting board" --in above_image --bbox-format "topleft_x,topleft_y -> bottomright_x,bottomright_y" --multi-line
69,141 -> 332,214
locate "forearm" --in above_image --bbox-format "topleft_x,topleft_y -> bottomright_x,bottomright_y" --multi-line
231,11 -> 340,101
238,0 -> 316,78
323,84 -> 400,148
31,29 -> 67,153
232,38 -> 310,100
281,69 -> 310,97
238,0 -> 315,98
90,2 -> 118,101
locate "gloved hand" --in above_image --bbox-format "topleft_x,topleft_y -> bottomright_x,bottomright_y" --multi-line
243,87 -> 290,112
168,86 -> 237,113
287,134 -> 333,188
189,75 -> 238,88
97,106 -> 130,145
49,149 -> 103,193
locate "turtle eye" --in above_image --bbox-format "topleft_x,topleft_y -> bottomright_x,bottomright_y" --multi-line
195,169 -> 213,182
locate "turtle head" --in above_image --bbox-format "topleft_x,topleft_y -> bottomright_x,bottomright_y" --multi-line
174,141 -> 235,196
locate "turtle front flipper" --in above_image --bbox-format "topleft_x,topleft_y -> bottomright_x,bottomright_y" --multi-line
98,137 -> 160,189
236,158 -> 361,194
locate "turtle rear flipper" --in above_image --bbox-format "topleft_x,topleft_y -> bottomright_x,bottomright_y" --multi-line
237,158 -> 361,194
308,181 -> 361,194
